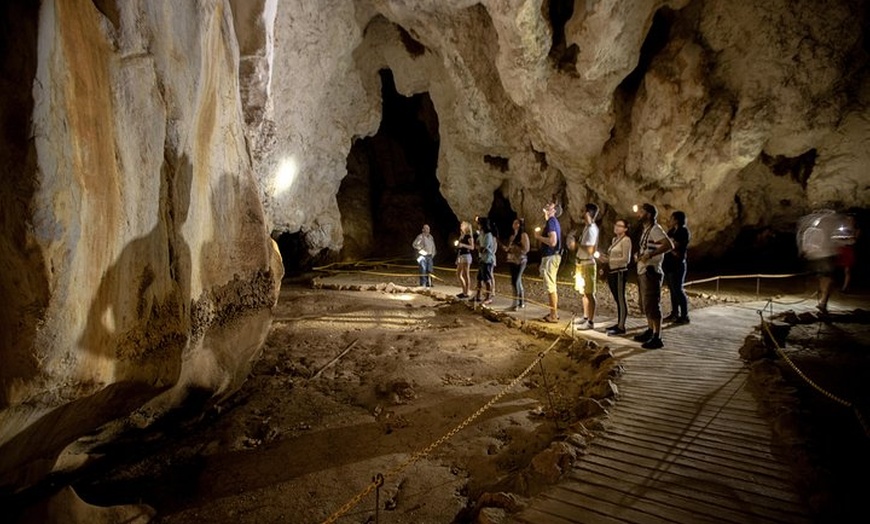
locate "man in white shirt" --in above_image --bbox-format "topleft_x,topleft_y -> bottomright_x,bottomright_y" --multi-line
412,224 -> 436,287
633,203 -> 674,349
569,203 -> 600,330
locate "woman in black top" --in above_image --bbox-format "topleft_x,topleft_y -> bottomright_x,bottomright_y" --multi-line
503,218 -> 530,310
455,221 -> 474,298
663,211 -> 690,324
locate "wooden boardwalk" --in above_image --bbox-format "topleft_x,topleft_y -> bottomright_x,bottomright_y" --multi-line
314,273 -> 819,523
513,299 -> 814,524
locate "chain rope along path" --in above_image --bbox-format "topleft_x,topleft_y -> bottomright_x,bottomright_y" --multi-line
313,261 -> 862,522
758,305 -> 870,438
319,323 -> 573,524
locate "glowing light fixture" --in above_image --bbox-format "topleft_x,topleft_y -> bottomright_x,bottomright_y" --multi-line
273,157 -> 298,195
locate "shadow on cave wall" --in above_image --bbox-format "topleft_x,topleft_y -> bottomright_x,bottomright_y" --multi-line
338,69 -> 457,265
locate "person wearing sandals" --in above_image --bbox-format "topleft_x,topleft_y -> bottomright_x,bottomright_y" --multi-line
535,202 -> 562,323
472,216 -> 496,305
504,218 -> 530,310
598,218 -> 632,336
568,203 -> 600,330
455,221 -> 474,298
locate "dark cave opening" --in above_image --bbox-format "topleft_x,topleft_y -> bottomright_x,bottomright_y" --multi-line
272,231 -> 329,278
617,7 -> 675,96
339,69 -> 457,264
545,0 -> 579,72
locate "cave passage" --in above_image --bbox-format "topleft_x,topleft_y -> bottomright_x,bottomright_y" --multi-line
339,69 -> 457,264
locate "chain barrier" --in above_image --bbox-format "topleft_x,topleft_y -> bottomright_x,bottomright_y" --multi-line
319,323 -> 572,524
315,261 -> 863,522
757,307 -> 870,439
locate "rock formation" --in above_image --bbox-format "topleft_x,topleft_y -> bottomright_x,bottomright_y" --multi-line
256,0 -> 867,261
2,0 -> 869,506
0,0 -> 282,495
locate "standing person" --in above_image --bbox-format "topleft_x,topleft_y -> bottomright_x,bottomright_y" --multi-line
504,218 -> 530,310
412,224 -> 436,288
455,221 -> 474,298
535,202 -> 562,323
473,216 -> 496,304
568,203 -> 600,330
663,211 -> 691,324
633,203 -> 674,349
598,218 -> 632,336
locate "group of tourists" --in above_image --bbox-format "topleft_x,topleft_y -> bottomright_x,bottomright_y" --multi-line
539,201 -> 692,349
413,200 -> 692,350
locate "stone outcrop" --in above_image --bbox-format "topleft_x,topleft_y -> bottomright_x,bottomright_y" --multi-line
0,0 -> 281,493
254,0 -> 867,259
2,0 -> 869,502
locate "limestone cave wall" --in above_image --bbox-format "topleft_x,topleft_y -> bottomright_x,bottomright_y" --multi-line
2,0 -> 869,499
0,0 -> 282,492
256,0 -> 869,263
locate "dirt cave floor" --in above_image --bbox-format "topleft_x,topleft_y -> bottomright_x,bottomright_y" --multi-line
60,267 -> 869,524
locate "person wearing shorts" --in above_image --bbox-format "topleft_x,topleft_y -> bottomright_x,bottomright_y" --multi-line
569,203 -> 600,330
455,221 -> 474,298
633,203 -> 674,349
536,203 -> 562,322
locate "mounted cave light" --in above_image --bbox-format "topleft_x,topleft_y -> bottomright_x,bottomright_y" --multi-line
273,156 -> 298,195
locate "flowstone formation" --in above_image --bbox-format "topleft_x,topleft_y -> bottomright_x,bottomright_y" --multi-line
1,0 -> 282,498
2,0 -> 869,516
255,0 -> 868,261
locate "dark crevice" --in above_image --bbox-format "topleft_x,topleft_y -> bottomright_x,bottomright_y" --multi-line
533,148 -> 549,171
483,154 -> 509,173
618,7 -> 675,97
397,25 -> 426,57
339,69 -> 455,263
273,231 -> 330,277
545,0 -> 579,72
760,149 -> 817,189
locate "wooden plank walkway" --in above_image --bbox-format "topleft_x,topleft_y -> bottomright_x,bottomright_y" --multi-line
513,299 -> 814,524
314,273 -> 819,522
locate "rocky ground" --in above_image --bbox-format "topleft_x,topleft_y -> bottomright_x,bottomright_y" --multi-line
14,264 -> 869,524
744,307 -> 870,522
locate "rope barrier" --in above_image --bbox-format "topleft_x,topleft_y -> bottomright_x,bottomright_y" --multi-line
757,308 -> 870,439
320,323 -> 572,524
312,259 -> 861,521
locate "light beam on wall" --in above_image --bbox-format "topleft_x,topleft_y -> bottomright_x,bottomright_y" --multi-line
273,156 -> 298,195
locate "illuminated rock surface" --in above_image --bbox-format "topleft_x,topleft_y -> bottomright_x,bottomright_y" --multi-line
1,0 -> 868,508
